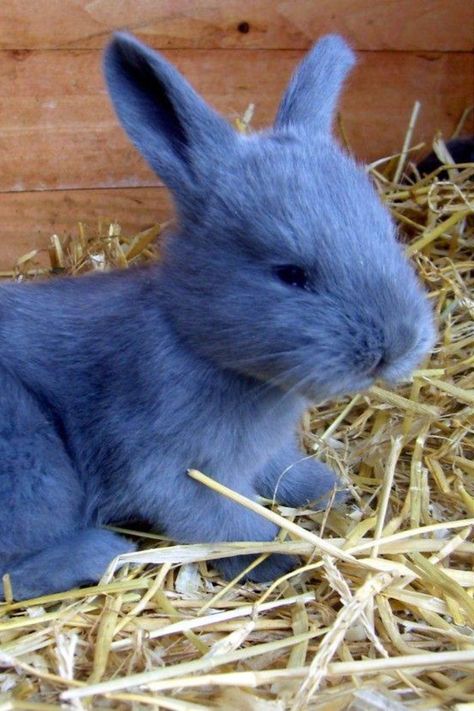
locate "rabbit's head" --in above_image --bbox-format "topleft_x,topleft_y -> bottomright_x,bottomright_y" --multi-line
104,34 -> 435,402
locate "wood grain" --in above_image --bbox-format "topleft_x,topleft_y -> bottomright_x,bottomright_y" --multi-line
0,1 -> 472,261
0,0 -> 472,51
0,49 -> 472,194
0,187 -> 172,268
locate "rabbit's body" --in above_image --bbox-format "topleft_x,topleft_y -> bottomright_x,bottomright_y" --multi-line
0,267 -> 316,598
0,266 -> 307,511
0,34 -> 435,600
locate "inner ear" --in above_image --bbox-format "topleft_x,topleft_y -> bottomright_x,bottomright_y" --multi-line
115,46 -> 189,167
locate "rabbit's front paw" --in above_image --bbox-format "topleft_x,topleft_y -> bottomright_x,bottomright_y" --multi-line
258,452 -> 348,509
215,552 -> 299,583
280,458 -> 348,508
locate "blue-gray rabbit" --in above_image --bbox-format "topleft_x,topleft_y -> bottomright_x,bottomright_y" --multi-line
0,33 -> 435,600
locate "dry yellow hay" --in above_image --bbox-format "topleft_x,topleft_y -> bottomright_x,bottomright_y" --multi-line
0,109 -> 473,710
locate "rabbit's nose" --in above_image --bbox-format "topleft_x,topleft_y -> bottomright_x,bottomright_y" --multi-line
368,352 -> 386,375
372,353 -> 386,372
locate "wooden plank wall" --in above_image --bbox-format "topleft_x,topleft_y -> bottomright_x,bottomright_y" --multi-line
0,0 -> 473,267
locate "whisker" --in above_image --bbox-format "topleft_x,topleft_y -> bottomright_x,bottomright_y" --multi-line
242,362 -> 316,412
266,370 -> 318,415
230,349 -> 301,369
245,361 -> 308,402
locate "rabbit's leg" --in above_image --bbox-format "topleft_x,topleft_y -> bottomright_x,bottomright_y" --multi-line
160,477 -> 298,583
2,530 -> 135,600
211,444 -> 348,582
256,439 -> 347,508
0,371 -> 134,600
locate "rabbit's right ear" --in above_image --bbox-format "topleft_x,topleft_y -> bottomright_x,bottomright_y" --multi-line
275,35 -> 355,135
104,33 -> 236,200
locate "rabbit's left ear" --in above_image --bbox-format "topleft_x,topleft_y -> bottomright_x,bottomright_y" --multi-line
275,35 -> 355,134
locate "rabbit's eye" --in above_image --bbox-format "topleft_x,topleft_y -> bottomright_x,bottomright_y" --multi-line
274,264 -> 309,289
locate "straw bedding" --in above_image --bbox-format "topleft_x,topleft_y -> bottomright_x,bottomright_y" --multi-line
0,113 -> 473,710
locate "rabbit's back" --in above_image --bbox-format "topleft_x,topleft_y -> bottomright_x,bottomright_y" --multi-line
0,267 -> 304,524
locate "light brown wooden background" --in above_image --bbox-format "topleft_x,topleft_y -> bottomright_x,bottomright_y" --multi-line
0,1 -> 473,266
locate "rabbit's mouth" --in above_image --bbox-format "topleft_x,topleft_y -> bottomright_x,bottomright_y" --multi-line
370,331 -> 436,387
294,354 -> 420,403
245,351 -> 380,403
296,374 -> 376,404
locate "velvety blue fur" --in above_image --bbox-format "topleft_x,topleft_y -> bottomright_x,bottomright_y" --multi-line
0,33 -> 435,600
